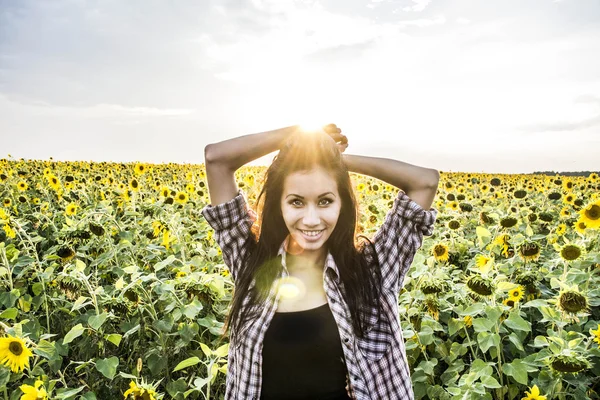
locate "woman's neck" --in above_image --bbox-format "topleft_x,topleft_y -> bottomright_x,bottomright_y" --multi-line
286,251 -> 326,273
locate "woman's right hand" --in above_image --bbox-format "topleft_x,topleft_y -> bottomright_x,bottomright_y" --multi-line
322,123 -> 348,153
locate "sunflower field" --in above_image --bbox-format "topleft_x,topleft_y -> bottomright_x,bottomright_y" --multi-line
0,158 -> 599,400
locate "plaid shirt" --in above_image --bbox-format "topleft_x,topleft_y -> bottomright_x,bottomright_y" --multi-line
201,188 -> 438,400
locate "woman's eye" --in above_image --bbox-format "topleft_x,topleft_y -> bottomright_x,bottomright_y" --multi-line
290,199 -> 332,206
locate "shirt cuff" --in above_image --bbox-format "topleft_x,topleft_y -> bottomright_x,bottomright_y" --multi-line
201,189 -> 251,231
393,190 -> 438,236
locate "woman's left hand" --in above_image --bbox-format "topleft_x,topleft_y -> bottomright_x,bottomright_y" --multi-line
322,123 -> 348,153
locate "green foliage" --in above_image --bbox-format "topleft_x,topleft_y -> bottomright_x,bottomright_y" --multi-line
0,161 -> 598,399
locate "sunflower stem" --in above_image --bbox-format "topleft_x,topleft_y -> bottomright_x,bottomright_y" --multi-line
12,222 -> 51,334
495,322 -> 503,387
462,325 -> 478,362
0,245 -> 13,291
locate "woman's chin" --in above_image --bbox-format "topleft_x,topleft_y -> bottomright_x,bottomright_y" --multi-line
288,234 -> 325,254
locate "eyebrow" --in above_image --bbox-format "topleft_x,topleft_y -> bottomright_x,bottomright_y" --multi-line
285,192 -> 336,199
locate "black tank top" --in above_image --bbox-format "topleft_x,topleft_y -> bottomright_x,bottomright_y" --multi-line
260,302 -> 351,400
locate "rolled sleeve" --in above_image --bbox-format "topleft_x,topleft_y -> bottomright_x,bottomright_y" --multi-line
372,190 -> 438,293
201,189 -> 255,231
201,189 -> 257,282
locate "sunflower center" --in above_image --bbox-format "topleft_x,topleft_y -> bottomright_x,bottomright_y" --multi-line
9,340 -> 23,356
585,204 -> 600,220
521,243 -> 540,257
561,245 -> 581,261
434,245 -> 446,256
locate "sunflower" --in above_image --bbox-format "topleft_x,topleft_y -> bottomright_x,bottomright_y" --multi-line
447,201 -> 459,212
19,379 -> 48,400
46,174 -> 61,191
431,243 -> 449,263
500,216 -> 518,228
578,200 -> 600,229
3,223 -> 16,239
563,193 -> 576,205
559,243 -> 585,262
185,183 -> 195,193
420,278 -> 449,295
508,285 -> 525,302
174,191 -> 188,205
0,334 -> 33,373
521,384 -> 547,400
557,289 -> 589,314
243,173 -> 255,187
423,296 -> 439,320
550,354 -> 591,373
463,315 -> 473,328
559,206 -> 570,219
134,163 -> 147,175
356,183 -> 365,192
89,222 -> 105,236
162,229 -> 171,250
590,324 -> 600,346
152,221 -> 165,237
475,254 -> 493,273
517,241 -> 541,262
123,380 -> 159,400
159,186 -> 171,198
515,270 -> 538,287
17,181 -> 28,191
555,223 -> 567,236
502,298 -> 516,308
3,198 -> 11,207
574,219 -> 588,235
57,246 -> 76,261
466,275 -> 495,296
65,203 -> 78,216
492,233 -> 510,250
130,178 -> 140,192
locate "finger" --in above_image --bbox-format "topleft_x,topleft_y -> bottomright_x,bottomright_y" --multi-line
323,124 -> 341,133
329,132 -> 346,141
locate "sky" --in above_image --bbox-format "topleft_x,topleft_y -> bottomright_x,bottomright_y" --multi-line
1,0 -> 599,174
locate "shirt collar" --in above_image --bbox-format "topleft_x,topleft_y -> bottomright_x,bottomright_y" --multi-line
276,235 -> 340,282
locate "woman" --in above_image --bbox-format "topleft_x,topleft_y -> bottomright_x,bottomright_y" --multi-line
201,124 -> 439,400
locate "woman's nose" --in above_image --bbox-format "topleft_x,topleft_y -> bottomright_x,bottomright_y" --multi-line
302,205 -> 320,225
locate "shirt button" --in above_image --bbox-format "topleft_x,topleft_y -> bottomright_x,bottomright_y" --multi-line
343,337 -> 349,343
331,299 -> 337,304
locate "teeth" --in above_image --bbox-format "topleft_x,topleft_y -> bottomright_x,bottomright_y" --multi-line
301,230 -> 323,237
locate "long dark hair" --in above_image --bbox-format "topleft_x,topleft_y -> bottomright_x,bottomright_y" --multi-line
216,131 -> 382,345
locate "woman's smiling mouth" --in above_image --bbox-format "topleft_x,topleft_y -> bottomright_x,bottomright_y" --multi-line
299,229 -> 325,240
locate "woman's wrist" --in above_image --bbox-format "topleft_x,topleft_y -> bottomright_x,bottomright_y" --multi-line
206,125 -> 300,170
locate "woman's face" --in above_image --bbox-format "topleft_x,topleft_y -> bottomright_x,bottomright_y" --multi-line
280,167 -> 342,256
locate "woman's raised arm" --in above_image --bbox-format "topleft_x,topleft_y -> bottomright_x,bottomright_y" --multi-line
342,154 -> 439,211
204,126 -> 298,206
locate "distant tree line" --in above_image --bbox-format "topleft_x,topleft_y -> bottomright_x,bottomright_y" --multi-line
530,171 -> 599,177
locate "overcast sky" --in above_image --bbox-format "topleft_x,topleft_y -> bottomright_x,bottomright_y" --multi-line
1,0 -> 599,174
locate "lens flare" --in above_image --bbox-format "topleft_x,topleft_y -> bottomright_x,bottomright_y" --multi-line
298,119 -> 327,134
275,276 -> 306,300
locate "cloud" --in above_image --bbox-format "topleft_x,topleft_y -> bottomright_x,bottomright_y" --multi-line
401,0 -> 432,12
303,39 -> 378,62
519,94 -> 600,133
520,115 -> 600,132
396,15 -> 446,27
0,93 -> 195,119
